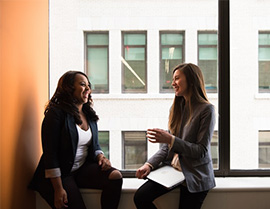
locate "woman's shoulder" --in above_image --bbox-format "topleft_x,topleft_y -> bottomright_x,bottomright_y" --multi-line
197,102 -> 215,113
44,105 -> 66,119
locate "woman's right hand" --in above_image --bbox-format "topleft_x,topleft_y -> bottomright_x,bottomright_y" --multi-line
50,177 -> 68,208
54,188 -> 68,209
136,164 -> 151,179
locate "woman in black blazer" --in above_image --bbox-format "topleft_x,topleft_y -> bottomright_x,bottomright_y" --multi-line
29,71 -> 122,209
134,63 -> 216,209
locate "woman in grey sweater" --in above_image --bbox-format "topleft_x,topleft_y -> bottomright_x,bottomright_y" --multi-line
134,63 -> 216,209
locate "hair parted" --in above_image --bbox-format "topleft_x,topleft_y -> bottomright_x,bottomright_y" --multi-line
168,63 -> 209,136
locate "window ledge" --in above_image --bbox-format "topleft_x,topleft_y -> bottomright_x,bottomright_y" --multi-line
79,177 -> 270,194
255,93 -> 270,100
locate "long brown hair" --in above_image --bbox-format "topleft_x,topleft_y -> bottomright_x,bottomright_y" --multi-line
168,63 -> 208,136
45,71 -> 99,123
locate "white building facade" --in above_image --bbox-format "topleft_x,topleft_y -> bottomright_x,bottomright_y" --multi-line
49,0 -> 270,171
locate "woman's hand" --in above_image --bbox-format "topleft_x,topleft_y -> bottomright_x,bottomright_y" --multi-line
147,128 -> 173,144
50,177 -> 68,208
136,164 -> 151,179
54,188 -> 68,209
97,154 -> 111,171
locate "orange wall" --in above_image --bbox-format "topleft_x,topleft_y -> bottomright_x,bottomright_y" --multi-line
0,0 -> 48,209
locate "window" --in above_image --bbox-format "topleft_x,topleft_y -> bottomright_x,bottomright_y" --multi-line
211,131 -> 219,170
98,131 -> 110,159
85,32 -> 109,93
259,32 -> 270,92
198,31 -> 218,93
160,31 -> 185,93
122,131 -> 147,169
122,32 -> 147,93
50,0 -> 270,177
259,131 -> 270,169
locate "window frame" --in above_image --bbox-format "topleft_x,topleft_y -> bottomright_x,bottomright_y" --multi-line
121,31 -> 147,93
121,0 -> 270,178
217,0 -> 270,177
84,31 -> 109,93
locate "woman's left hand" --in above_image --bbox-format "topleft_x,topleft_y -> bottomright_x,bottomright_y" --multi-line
147,128 -> 172,144
97,154 -> 111,171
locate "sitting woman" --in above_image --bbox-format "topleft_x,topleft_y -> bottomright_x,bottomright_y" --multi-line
29,71 -> 122,209
134,63 -> 216,209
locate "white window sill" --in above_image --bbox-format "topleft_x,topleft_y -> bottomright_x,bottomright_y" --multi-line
80,177 -> 270,194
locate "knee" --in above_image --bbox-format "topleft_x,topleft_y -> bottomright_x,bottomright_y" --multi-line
134,190 -> 144,206
109,170 -> 122,180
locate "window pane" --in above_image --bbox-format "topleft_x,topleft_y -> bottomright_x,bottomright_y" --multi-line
99,131 -> 109,159
125,48 -> 145,60
122,32 -> 147,93
198,32 -> 218,93
162,47 -> 182,60
86,33 -> 109,93
198,34 -> 218,45
87,48 -> 108,92
259,48 -> 270,61
124,34 -> 146,45
87,34 -> 109,45
259,32 -> 270,92
259,34 -> 270,45
231,0 -> 270,170
160,32 -> 184,93
259,131 -> 270,168
123,132 -> 147,170
211,131 -> 219,169
161,34 -> 183,45
199,48 -> 217,60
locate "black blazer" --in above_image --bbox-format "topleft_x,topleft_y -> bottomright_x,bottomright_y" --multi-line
29,106 -> 101,190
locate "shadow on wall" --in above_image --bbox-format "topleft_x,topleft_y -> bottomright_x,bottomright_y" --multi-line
11,91 -> 42,209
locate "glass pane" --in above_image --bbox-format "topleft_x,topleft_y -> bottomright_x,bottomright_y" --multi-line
125,47 -> 145,60
161,34 -> 183,45
199,48 -> 217,60
87,48 -> 108,92
198,34 -> 218,45
231,0 -> 270,170
259,131 -> 270,168
123,132 -> 147,170
50,0 -> 219,172
211,131 -> 219,169
259,48 -> 270,61
98,131 -> 109,159
124,34 -> 146,45
87,34 -> 109,46
259,61 -> 270,91
198,60 -> 217,91
123,61 -> 146,90
122,33 -> 146,93
259,34 -> 270,45
162,47 -> 182,60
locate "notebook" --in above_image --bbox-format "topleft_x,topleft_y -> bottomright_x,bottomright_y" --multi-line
147,165 -> 185,189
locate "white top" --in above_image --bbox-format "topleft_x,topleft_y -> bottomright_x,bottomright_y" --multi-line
71,125 -> 92,171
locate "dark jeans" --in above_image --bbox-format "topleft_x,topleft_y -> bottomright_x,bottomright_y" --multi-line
37,161 -> 122,209
134,180 -> 208,209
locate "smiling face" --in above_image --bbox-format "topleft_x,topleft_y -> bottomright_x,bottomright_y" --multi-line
73,73 -> 91,106
172,69 -> 188,99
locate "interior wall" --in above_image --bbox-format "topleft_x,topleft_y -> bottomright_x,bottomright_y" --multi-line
0,0 -> 48,209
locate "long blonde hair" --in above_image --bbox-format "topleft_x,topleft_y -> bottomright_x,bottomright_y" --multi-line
168,63 -> 209,136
